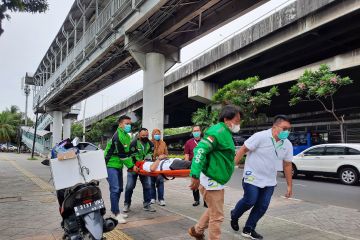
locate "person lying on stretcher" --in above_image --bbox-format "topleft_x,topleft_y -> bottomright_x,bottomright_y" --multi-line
135,158 -> 191,172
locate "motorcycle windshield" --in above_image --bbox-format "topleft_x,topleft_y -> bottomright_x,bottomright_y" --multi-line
83,210 -> 103,240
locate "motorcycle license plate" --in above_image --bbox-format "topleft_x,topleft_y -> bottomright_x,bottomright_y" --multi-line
74,199 -> 105,216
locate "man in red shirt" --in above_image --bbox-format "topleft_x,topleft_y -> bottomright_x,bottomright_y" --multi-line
184,125 -> 203,207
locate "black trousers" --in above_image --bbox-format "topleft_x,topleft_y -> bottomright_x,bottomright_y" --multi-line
193,189 -> 200,202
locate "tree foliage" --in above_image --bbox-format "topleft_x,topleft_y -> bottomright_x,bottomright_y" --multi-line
212,76 -> 279,125
0,111 -> 16,142
71,123 -> 83,139
191,105 -> 220,130
164,127 -> 192,136
83,115 -> 118,144
0,0 -> 49,36
289,64 -> 353,142
0,105 -> 27,143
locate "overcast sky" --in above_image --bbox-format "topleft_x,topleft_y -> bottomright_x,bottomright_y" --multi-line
0,0 -> 291,121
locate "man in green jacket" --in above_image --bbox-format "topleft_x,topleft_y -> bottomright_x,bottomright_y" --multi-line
104,115 -> 136,224
123,128 -> 156,213
188,105 -> 241,240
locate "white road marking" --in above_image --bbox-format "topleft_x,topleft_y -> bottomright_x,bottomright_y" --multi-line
280,196 -> 302,201
278,181 -> 307,187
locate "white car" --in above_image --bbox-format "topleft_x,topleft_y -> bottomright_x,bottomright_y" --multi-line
76,142 -> 100,153
292,144 -> 360,185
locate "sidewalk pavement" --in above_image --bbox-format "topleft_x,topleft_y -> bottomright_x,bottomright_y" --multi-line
0,152 -> 359,240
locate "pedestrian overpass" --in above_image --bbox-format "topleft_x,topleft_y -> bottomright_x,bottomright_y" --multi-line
23,0 -> 267,148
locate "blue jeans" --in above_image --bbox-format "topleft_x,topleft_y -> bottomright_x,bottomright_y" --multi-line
107,168 -> 123,215
124,172 -> 151,207
231,180 -> 275,230
150,175 -> 164,201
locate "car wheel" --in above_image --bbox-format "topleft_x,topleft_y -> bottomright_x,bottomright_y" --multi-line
292,164 -> 298,178
339,167 -> 359,185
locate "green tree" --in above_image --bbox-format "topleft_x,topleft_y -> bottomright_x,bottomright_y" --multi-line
164,126 -> 192,136
0,111 -> 16,143
289,64 -> 352,143
212,76 -> 279,127
85,122 -> 102,143
71,123 -> 83,139
191,105 -> 220,130
99,116 -> 118,133
0,0 -> 49,36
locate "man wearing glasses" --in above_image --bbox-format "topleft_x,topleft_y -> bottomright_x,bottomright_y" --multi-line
230,115 -> 293,240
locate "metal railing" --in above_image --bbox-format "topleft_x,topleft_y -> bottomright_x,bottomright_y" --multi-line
34,0 -> 143,109
37,114 -> 54,130
21,131 -> 51,155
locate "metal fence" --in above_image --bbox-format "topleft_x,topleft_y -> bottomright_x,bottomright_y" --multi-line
34,0 -> 145,109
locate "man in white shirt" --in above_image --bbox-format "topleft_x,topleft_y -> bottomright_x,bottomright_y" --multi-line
231,115 -> 293,240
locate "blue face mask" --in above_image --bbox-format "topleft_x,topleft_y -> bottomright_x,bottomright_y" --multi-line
278,130 -> 290,140
154,134 -> 161,141
193,132 -> 201,138
124,124 -> 132,133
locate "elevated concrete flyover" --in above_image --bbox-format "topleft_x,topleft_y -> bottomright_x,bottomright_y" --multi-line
164,0 -> 360,123
29,0 -> 268,140
86,0 -> 360,129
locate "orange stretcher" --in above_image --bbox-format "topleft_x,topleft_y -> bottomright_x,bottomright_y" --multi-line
133,169 -> 191,179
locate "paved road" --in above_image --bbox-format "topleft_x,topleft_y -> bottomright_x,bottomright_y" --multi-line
228,168 -> 360,210
1,152 -> 360,240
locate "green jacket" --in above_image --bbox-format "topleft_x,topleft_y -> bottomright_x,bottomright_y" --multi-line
104,127 -> 134,169
190,122 -> 235,185
130,139 -> 154,161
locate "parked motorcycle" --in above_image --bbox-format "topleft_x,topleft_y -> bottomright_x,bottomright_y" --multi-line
42,138 -> 117,240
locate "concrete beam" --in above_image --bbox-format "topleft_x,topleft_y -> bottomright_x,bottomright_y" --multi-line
125,35 -> 180,71
255,48 -> 360,89
165,0 -> 350,85
188,80 -> 218,104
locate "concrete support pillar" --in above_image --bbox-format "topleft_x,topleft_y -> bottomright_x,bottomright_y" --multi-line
143,52 -> 165,134
52,111 -> 63,146
63,118 -> 72,140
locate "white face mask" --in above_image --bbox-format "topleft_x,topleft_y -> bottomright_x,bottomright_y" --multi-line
230,123 -> 241,133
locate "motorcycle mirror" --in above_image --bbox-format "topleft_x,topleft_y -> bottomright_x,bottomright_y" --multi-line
41,159 -> 50,166
72,137 -> 80,147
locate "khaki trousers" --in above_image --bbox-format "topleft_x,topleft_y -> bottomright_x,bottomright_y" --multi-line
195,185 -> 225,240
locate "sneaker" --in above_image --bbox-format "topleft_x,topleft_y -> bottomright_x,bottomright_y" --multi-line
116,214 -> 127,224
188,226 -> 205,240
150,199 -> 156,204
203,201 -> 208,208
192,201 -> 200,207
230,218 -> 239,231
123,204 -> 130,213
120,213 -> 128,218
143,204 -> 156,212
158,200 -> 166,206
241,227 -> 263,240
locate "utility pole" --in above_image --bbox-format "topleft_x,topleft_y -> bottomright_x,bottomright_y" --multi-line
82,99 -> 87,142
24,84 -> 30,126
